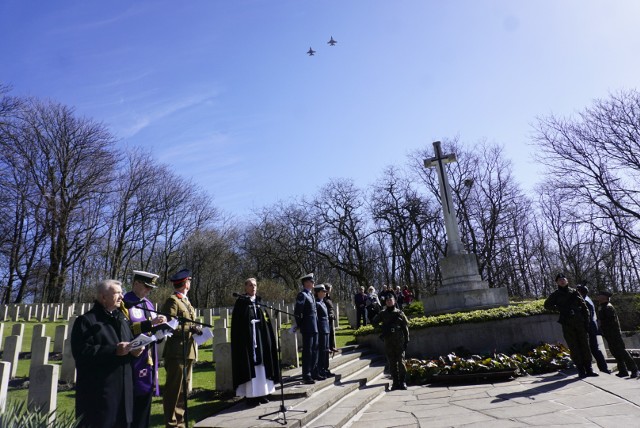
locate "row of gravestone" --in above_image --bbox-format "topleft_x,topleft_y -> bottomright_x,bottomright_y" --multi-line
0,300 -> 344,419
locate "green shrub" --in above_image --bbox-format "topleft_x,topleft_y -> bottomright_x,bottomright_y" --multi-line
402,300 -> 424,318
0,401 -> 80,428
354,299 -> 550,336
406,343 -> 572,384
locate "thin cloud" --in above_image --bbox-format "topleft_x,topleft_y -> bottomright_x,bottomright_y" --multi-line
116,90 -> 220,138
49,4 -> 148,35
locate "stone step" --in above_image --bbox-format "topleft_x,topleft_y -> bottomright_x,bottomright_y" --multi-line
275,348 -> 376,399
306,371 -> 388,428
194,347 -> 385,428
264,358 -> 387,427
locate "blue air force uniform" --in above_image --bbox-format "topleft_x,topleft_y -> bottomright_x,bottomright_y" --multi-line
314,286 -> 331,378
294,274 -> 318,383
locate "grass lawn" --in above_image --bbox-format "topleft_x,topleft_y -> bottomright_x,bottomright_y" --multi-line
2,315 -> 356,427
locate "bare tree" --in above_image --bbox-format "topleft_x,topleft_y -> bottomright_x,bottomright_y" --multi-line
2,99 -> 117,302
370,167 -> 438,291
533,89 -> 640,245
310,179 -> 377,291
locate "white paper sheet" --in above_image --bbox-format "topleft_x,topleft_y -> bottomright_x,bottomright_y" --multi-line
194,327 -> 214,346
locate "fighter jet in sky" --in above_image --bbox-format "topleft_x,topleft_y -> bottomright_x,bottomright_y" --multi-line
307,47 -> 316,56
327,36 -> 337,46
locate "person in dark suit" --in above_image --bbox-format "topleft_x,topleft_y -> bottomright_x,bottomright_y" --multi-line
576,283 -> 610,373
323,283 -> 339,353
596,290 -> 638,378
231,277 -> 280,406
544,273 -> 597,378
354,286 -> 367,327
71,279 -> 143,428
313,284 -> 332,379
123,270 -> 167,428
294,273 -> 318,384
162,269 -> 200,428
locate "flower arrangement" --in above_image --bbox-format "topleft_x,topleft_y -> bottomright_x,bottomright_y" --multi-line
406,343 -> 572,384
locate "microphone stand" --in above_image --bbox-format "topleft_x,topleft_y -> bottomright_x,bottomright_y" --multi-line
251,300 -> 307,425
128,301 -> 213,428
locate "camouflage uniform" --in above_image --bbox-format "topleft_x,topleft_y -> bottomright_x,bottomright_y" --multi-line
544,286 -> 594,376
372,307 -> 410,389
599,302 -> 638,377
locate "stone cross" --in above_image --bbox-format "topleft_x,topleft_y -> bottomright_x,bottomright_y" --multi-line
424,141 -> 465,256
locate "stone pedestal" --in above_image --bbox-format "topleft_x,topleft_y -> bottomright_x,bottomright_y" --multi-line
423,253 -> 509,315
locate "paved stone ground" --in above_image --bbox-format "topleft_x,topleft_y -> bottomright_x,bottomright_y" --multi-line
344,370 -> 640,428
195,368 -> 640,427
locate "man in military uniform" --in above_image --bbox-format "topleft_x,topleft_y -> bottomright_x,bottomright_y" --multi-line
371,294 -> 409,390
544,273 -> 597,378
123,270 -> 167,428
162,269 -> 201,428
595,290 -> 638,378
294,273 -> 318,384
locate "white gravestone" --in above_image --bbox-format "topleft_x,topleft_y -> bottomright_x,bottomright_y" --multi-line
53,325 -> 68,353
30,336 -> 51,368
60,338 -> 76,384
214,342 -> 233,392
281,328 -> 299,367
2,335 -> 22,378
0,361 -> 10,412
28,364 -> 59,425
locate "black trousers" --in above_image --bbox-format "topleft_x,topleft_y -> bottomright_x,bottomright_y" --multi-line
587,322 -> 609,372
131,392 -> 152,428
605,333 -> 638,375
301,332 -> 318,380
313,332 -> 329,377
356,306 -> 367,327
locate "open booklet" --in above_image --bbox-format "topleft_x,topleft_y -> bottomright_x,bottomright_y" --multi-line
128,318 -> 181,351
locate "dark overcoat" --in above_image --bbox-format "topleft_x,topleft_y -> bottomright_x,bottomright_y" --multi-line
231,295 -> 280,390
71,301 -> 134,428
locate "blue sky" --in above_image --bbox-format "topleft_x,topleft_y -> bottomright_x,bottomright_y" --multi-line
2,1 -> 639,217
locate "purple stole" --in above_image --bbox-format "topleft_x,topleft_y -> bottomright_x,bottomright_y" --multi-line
123,292 -> 160,396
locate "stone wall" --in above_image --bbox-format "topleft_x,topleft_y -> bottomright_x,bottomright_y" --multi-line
357,314 -> 565,358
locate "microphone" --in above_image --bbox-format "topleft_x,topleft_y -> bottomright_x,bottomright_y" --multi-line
123,299 -> 145,309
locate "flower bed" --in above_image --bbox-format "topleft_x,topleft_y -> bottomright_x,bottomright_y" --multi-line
406,343 -> 572,384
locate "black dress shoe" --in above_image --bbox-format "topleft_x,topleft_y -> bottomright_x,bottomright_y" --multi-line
323,371 -> 335,377
616,372 -> 629,377
586,371 -> 599,377
629,372 -> 638,378
246,398 -> 259,407
259,396 -> 270,404
312,375 -> 326,381
303,378 -> 316,384
601,369 -> 612,374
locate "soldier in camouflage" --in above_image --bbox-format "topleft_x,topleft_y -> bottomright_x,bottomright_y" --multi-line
372,293 -> 410,390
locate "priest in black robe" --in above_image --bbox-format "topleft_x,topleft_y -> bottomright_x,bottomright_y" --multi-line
231,277 -> 280,406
